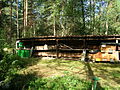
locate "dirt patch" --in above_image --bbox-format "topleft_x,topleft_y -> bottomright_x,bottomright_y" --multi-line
21,64 -> 64,77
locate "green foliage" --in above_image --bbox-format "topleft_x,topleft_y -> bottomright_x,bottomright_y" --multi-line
27,75 -> 92,90
1,0 -> 120,43
0,54 -> 25,89
0,53 -> 40,89
7,73 -> 37,90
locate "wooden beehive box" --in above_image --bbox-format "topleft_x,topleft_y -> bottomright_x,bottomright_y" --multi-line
101,45 -> 117,61
89,45 -> 119,61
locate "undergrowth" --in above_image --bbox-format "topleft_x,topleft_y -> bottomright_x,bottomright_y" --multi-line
0,53 -> 27,89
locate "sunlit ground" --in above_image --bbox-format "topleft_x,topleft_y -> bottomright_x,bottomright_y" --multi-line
20,57 -> 120,89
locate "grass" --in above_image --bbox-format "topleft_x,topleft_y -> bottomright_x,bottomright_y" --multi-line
17,58 -> 120,90
27,75 -> 91,90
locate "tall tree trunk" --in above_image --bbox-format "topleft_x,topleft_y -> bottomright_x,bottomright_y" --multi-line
53,4 -> 56,36
105,1 -> 111,35
93,0 -> 96,35
53,15 -> 56,36
89,0 -> 92,33
10,0 -> 12,32
30,0 -> 35,36
80,0 -> 85,34
23,0 -> 28,37
105,21 -> 108,35
16,0 -> 19,38
61,1 -> 66,36
23,0 -> 25,37
8,0 -> 13,44
25,0 -> 28,26
0,9 -> 1,15
72,0 -> 75,35
0,1 -> 2,15
98,0 -> 102,35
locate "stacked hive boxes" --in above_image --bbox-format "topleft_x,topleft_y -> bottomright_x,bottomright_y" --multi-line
89,45 -> 118,62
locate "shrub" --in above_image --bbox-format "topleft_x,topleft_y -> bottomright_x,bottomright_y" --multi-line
0,54 -> 25,89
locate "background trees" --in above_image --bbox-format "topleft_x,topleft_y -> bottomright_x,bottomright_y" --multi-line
0,0 -> 120,47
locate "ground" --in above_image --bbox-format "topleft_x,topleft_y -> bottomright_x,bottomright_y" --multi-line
19,57 -> 120,89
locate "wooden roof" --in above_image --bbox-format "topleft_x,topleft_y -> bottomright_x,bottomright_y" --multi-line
17,35 -> 120,41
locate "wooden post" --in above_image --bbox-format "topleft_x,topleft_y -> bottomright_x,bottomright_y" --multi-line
116,39 -> 119,60
56,39 -> 59,58
82,39 -> 86,61
116,40 -> 118,43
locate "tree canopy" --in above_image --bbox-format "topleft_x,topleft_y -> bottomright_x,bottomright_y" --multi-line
0,0 -> 120,46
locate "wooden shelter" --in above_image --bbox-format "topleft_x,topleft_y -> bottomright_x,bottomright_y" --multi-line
16,35 -> 120,62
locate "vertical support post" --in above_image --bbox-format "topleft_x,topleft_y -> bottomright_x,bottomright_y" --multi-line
31,39 -> 34,57
116,39 -> 118,43
83,39 -> 86,49
56,39 -> 59,58
116,39 -> 119,60
81,49 -> 86,61
16,40 -> 20,49
83,39 -> 86,61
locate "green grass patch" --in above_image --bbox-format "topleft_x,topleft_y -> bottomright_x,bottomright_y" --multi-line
1,56 -> 120,90
111,71 -> 120,78
27,75 -> 92,90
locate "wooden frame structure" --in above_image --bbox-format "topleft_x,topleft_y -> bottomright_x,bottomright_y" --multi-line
16,35 -> 120,62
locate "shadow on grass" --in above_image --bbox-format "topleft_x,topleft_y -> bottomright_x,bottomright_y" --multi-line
19,57 -> 42,68
100,63 -> 120,68
110,70 -> 120,85
1,72 -> 42,90
90,63 -> 120,86
83,62 -> 105,90
1,72 -> 92,90
92,62 -> 120,68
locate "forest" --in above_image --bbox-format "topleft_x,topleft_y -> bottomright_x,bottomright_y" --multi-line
1,0 -> 120,47
0,0 -> 120,90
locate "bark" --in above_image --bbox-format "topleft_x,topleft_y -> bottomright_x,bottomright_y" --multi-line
16,0 -> 19,38
0,9 -> 1,15
23,0 -> 25,37
80,0 -> 85,34
25,0 -> 28,26
8,0 -> 13,44
105,21 -> 108,35
0,1 -> 3,15
93,0 -> 96,35
98,0 -> 102,34
30,0 -> 35,36
89,0 -> 92,32
23,0 -> 28,37
61,3 -> 66,36
53,4 -> 56,36
53,15 -> 56,36
10,0 -> 12,33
